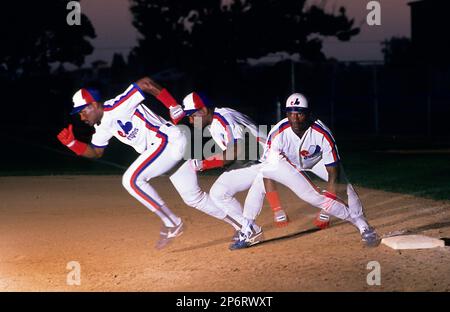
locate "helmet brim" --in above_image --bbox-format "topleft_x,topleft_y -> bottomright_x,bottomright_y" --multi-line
70,104 -> 89,115
286,107 -> 309,113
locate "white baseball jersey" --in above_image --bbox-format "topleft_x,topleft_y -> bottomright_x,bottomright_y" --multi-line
264,118 -> 340,169
209,107 -> 266,153
91,84 -> 173,154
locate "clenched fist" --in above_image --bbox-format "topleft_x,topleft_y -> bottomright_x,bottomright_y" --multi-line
56,124 -> 87,155
57,124 -> 75,146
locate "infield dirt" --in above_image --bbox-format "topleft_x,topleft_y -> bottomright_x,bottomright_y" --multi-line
1,175 -> 449,291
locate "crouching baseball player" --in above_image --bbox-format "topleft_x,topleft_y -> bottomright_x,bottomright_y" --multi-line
57,77 -> 189,249
230,93 -> 380,250
169,92 -> 289,241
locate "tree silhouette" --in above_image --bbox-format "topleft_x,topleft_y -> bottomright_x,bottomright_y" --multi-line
129,0 -> 188,73
382,37 -> 414,67
129,0 -> 359,71
1,0 -> 96,78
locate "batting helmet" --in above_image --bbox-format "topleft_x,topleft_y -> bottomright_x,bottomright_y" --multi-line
285,93 -> 309,113
71,88 -> 101,115
182,92 -> 208,116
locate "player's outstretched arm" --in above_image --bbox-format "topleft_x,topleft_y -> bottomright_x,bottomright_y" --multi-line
135,76 -> 185,124
81,145 -> 105,159
135,77 -> 163,97
57,124 -> 104,159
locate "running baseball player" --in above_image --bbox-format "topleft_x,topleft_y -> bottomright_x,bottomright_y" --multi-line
169,92 -> 289,242
230,93 -> 380,249
57,77 -> 189,249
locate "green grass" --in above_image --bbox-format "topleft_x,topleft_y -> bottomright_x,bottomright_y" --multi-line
340,148 -> 450,201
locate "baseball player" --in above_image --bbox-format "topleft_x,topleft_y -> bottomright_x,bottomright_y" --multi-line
230,93 -> 380,249
57,77 -> 190,249
169,92 -> 289,241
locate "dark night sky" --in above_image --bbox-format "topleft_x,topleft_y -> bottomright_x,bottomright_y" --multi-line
82,0 -> 410,66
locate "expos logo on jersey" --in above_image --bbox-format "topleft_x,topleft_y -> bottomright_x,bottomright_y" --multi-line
300,145 -> 321,159
117,120 -> 139,139
300,145 -> 322,168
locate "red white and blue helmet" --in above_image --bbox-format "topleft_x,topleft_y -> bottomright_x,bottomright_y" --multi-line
182,92 -> 207,116
71,88 -> 101,115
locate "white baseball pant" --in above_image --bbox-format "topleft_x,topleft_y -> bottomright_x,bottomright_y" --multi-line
169,160 -> 245,230
122,126 -> 186,227
243,157 -> 369,233
209,163 -> 262,217
306,159 -> 365,221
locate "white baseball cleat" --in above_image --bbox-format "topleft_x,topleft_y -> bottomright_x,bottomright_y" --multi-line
155,221 -> 184,250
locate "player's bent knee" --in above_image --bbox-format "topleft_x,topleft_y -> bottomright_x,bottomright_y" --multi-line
121,171 -> 133,192
181,193 -> 202,208
122,169 -> 148,194
210,182 -> 229,202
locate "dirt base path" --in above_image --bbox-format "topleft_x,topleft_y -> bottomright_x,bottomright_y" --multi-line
1,176 -> 449,291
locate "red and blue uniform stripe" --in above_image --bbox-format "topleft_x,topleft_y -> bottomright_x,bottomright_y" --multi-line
103,84 -> 145,111
129,110 -> 168,210
311,122 -> 339,165
267,121 -> 290,150
133,109 -> 163,134
213,112 -> 235,146
284,157 -> 347,207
